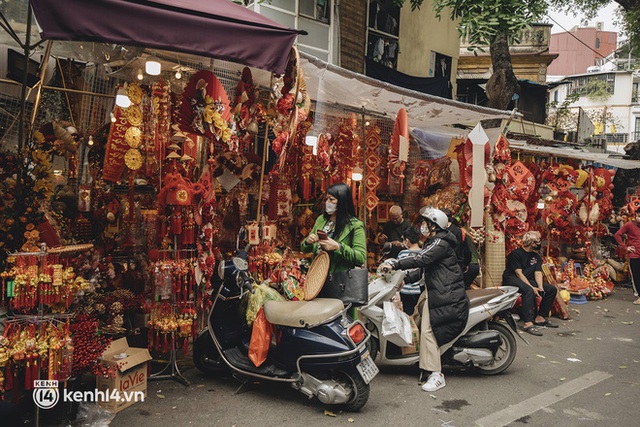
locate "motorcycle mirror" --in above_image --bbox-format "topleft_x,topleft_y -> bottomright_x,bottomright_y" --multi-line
232,257 -> 249,271
381,242 -> 393,255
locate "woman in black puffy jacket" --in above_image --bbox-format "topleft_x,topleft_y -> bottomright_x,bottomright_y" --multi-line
381,207 -> 469,392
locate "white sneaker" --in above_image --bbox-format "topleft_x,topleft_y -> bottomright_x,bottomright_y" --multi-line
421,372 -> 446,392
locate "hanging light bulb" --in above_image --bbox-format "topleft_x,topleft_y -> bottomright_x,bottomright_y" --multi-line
87,135 -> 94,146
537,199 -> 545,209
352,166 -> 363,182
115,84 -> 131,108
137,68 -> 144,80
304,134 -> 318,147
175,69 -> 182,79
145,55 -> 161,76
110,112 -> 116,123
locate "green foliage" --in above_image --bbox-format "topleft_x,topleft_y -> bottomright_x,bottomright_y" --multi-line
584,79 -> 613,102
431,0 -> 547,49
547,92 -> 580,130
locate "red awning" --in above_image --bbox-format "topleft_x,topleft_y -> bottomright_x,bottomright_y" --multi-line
29,0 -> 299,74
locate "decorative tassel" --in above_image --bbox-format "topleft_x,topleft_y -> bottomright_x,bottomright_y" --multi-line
171,211 -> 182,235
32,357 -> 39,389
148,327 -> 154,352
5,365 -> 13,391
25,355 -> 32,390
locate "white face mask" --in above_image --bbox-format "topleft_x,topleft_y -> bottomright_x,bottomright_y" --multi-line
325,202 -> 337,215
420,224 -> 429,236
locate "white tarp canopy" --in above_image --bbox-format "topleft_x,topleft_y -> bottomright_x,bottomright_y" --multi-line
509,140 -> 640,170
300,53 -> 510,129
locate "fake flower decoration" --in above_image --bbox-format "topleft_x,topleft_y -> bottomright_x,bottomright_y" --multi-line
177,70 -> 232,145
233,67 -> 266,152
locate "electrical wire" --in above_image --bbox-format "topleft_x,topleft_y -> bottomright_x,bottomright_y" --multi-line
546,14 -> 621,71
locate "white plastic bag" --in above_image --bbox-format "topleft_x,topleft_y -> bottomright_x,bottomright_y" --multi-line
382,300 -> 413,347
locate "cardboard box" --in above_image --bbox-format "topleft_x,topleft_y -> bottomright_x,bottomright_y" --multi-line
96,338 -> 151,413
401,318 -> 420,355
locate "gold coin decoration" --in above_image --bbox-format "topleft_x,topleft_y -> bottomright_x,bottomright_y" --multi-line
127,83 -> 144,104
124,126 -> 142,148
124,148 -> 143,170
125,106 -> 143,126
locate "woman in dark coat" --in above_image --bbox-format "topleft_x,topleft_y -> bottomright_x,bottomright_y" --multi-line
381,207 -> 469,392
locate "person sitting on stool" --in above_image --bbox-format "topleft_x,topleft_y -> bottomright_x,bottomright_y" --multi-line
503,230 -> 558,336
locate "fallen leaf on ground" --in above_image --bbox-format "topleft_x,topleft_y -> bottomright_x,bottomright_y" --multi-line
560,377 -> 566,381
196,384 -> 205,388
621,321 -> 634,325
536,354 -> 546,359
348,418 -> 355,423
567,358 -> 581,362
430,394 -> 437,399
619,366 -> 627,369
605,393 -> 611,396
550,361 -> 560,364
324,410 -> 336,417
157,394 -> 165,399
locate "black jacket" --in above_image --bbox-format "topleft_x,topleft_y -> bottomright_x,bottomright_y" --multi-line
448,223 -> 471,271
392,229 -> 469,346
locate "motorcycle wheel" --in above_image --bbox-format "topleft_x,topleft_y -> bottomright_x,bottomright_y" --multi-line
193,334 -> 228,375
332,371 -> 370,412
473,321 -> 517,375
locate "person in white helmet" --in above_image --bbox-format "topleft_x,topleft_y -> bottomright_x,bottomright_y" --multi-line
379,207 -> 469,392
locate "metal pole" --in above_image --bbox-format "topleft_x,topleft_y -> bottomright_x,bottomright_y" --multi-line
256,73 -> 274,221
28,41 -> 54,136
15,3 -> 32,210
0,78 -> 117,99
361,106 -> 367,231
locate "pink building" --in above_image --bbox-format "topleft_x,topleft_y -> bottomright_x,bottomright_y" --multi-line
548,26 -> 617,76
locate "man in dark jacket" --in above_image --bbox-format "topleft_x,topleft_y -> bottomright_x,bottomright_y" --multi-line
380,207 -> 469,392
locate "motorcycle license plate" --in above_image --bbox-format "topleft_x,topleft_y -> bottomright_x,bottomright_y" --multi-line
356,351 -> 379,384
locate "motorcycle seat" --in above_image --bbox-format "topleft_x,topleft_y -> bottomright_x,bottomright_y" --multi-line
264,298 -> 344,328
466,288 -> 503,308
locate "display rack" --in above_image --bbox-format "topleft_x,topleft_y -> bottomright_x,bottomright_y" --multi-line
148,240 -> 197,387
4,243 -> 93,427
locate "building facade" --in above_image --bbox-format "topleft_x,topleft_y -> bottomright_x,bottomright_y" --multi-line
548,25 -> 617,76
548,70 -> 640,153
252,1 -> 461,98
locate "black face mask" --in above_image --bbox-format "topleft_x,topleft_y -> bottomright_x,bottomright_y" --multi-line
533,244 -> 542,250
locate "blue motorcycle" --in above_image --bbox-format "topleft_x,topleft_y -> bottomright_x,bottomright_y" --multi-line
193,257 -> 377,411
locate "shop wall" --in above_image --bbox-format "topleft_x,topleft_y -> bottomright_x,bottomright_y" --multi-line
396,2 -> 460,91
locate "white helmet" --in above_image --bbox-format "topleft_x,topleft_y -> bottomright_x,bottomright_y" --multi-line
419,206 -> 448,230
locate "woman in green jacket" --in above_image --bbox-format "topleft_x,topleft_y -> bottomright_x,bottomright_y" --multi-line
301,182 -> 367,274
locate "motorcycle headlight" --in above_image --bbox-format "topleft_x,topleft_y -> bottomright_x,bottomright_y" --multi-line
217,260 -> 226,280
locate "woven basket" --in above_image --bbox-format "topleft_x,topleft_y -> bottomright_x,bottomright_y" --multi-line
484,212 -> 505,288
304,251 -> 330,301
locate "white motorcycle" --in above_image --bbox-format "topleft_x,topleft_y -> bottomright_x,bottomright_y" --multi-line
359,271 -> 526,375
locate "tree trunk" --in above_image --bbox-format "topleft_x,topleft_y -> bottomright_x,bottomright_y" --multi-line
486,32 -> 520,110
